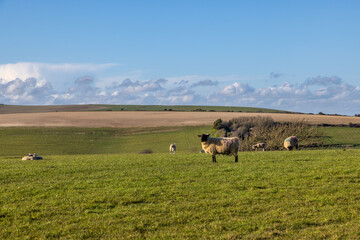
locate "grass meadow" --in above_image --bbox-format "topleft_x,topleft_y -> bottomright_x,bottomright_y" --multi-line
1,150 -> 360,239
0,126 -> 359,157
0,126 -> 212,156
1,126 -> 360,239
323,127 -> 360,147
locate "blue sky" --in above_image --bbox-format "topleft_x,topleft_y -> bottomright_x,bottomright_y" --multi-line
0,0 -> 359,115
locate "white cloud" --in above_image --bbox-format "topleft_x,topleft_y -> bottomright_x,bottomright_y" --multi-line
0,63 -> 43,85
0,64 -> 359,116
220,85 -> 236,95
217,82 -> 254,96
166,74 -> 241,86
96,70 -> 146,89
0,62 -> 117,89
270,72 -> 283,79
191,79 -> 218,88
111,79 -> 165,94
303,76 -> 342,87
0,78 -> 55,104
54,76 -> 105,104
207,76 -> 360,115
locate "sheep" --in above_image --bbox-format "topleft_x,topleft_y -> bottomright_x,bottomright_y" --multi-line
252,142 -> 267,151
22,153 -> 43,160
198,134 -> 239,162
169,143 -> 176,154
284,136 -> 299,150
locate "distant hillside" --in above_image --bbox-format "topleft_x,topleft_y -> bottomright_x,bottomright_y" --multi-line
0,104 -> 292,114
95,105 -> 292,113
0,104 -> 106,114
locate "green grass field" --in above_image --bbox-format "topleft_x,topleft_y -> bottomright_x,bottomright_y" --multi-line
0,126 -> 212,156
1,126 -> 360,239
323,127 -> 360,147
1,150 -> 360,239
0,126 -> 359,157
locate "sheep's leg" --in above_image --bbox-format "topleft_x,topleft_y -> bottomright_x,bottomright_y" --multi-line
212,155 -> 216,162
235,155 -> 238,162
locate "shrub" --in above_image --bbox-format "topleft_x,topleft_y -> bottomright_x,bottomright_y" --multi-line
213,116 -> 324,151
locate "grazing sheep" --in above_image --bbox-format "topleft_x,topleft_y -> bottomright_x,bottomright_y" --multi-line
22,153 -> 43,160
169,143 -> 176,154
252,142 -> 267,151
198,134 -> 239,162
284,136 -> 299,150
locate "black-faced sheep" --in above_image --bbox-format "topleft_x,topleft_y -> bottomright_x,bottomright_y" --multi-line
198,134 -> 239,162
252,142 -> 267,151
284,136 -> 299,150
169,143 -> 176,154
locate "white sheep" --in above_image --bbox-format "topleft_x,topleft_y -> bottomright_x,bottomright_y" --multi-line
252,142 -> 267,151
284,136 -> 299,150
22,153 -> 43,160
198,134 -> 239,162
169,143 -> 176,154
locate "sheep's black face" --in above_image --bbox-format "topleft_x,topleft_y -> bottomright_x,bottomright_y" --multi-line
198,134 -> 210,142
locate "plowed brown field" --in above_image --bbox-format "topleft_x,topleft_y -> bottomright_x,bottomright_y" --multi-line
0,111 -> 359,127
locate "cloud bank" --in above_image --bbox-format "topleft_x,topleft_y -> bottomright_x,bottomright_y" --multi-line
0,63 -> 359,116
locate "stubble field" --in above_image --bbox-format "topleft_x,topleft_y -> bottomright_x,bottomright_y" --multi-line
0,111 -> 359,128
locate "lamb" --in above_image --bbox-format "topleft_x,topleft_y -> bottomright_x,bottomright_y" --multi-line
252,142 -> 267,151
198,134 -> 239,162
169,143 -> 176,154
284,136 -> 299,150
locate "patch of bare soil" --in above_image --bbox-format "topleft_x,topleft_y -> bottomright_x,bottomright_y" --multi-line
0,111 -> 359,128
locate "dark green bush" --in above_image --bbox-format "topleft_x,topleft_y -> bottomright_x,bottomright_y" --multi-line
213,116 -> 324,151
